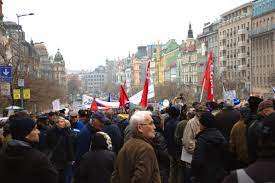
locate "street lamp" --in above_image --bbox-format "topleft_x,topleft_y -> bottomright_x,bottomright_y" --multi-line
16,12 -> 34,109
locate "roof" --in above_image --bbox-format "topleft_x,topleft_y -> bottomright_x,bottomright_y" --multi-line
221,2 -> 252,17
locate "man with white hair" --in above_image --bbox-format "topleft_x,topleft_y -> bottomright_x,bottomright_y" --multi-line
111,111 -> 161,183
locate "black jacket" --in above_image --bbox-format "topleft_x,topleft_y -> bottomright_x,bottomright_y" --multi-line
74,149 -> 115,183
45,126 -> 75,170
0,140 -> 58,183
154,128 -> 170,171
104,123 -> 123,154
191,128 -> 228,183
215,108 -> 241,141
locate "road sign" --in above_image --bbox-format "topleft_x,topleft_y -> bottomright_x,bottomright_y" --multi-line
23,88 -> 30,99
13,89 -> 20,100
18,79 -> 24,87
0,83 -> 10,96
0,66 -> 12,83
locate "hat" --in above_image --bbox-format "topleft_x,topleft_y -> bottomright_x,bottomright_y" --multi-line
93,111 -> 109,124
70,111 -> 78,117
258,100 -> 273,112
78,110 -> 88,117
195,104 -> 208,112
199,112 -> 216,128
9,117 -> 36,140
91,132 -> 112,150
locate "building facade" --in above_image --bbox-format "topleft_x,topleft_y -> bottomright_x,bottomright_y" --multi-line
250,0 -> 275,96
52,49 -> 66,87
218,2 -> 253,97
83,65 -> 106,95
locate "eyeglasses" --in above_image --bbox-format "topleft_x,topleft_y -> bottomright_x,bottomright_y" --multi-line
139,121 -> 154,126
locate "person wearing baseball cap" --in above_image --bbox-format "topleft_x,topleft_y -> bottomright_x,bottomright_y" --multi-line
0,117 -> 58,183
75,111 -> 109,165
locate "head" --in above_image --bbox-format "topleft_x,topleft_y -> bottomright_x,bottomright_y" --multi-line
130,111 -> 155,139
91,132 -> 112,151
152,113 -> 163,129
78,110 -> 89,122
9,117 -> 40,142
195,104 -> 208,118
258,99 -> 275,117
91,111 -> 109,130
48,111 -> 55,121
69,111 -> 78,124
55,116 -> 67,129
36,115 -> 49,129
168,105 -> 180,118
248,96 -> 263,114
198,111 -> 216,131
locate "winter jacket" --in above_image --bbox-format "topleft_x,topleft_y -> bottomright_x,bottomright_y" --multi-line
0,139 -> 58,183
104,123 -> 123,154
246,114 -> 265,163
75,123 -> 99,163
74,149 -> 115,183
164,116 -> 181,158
191,128 -> 228,183
154,128 -> 170,172
215,108 -> 241,141
45,126 -> 75,170
182,116 -> 200,154
174,119 -> 188,148
229,119 -> 249,166
222,158 -> 275,183
111,133 -> 161,183
37,125 -> 49,152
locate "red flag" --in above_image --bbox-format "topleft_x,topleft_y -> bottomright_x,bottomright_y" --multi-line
119,85 -> 129,107
90,98 -> 98,112
202,51 -> 214,101
140,60 -> 151,108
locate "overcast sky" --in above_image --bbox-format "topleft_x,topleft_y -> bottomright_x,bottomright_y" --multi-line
4,0 -> 249,71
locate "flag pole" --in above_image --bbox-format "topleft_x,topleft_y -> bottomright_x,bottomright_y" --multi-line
200,78 -> 205,102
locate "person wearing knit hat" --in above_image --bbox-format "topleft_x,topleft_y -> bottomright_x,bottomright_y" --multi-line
9,117 -> 39,142
0,117 -> 58,183
191,111 -> 227,183
198,111 -> 216,129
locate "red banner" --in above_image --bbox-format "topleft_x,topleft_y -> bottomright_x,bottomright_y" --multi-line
203,51 -> 214,101
140,60 -> 151,108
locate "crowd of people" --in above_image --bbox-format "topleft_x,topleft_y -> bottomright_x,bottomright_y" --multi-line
0,95 -> 275,183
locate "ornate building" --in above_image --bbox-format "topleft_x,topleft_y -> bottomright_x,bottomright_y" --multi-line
52,49 -> 66,86
178,24 -> 205,96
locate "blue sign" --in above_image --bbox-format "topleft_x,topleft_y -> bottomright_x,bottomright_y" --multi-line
0,66 -> 12,83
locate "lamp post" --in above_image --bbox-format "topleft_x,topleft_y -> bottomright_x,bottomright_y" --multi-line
16,13 -> 34,109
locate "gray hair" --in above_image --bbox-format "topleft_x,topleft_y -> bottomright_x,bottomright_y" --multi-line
129,110 -> 152,132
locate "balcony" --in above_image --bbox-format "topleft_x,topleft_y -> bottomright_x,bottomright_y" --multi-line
238,28 -> 248,35
238,41 -> 246,47
238,53 -> 247,59
220,45 -> 226,51
237,65 -> 246,70
250,24 -> 275,37
219,34 -> 227,40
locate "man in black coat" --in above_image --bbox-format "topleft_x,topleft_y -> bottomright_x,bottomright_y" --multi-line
191,112 -> 227,183
74,132 -> 115,183
0,117 -> 58,183
215,104 -> 241,141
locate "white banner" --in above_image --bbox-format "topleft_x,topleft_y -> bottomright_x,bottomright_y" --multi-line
52,99 -> 61,111
81,84 -> 155,108
129,84 -> 155,105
